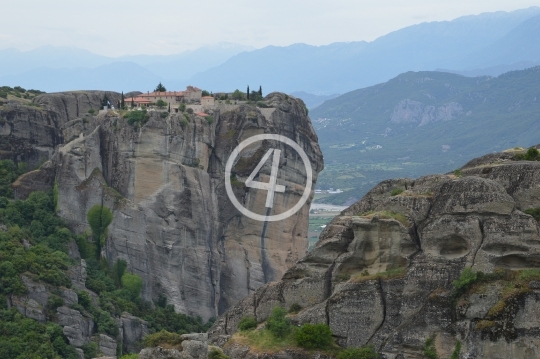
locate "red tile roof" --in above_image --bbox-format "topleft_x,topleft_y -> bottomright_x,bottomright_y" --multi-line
140,91 -> 185,97
202,96 -> 214,99
195,112 -> 209,117
125,97 -> 152,103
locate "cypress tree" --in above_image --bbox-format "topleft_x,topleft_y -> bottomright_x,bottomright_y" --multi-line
168,103 -> 171,113
131,98 -> 134,108
121,91 -> 125,109
259,86 -> 262,96
247,85 -> 250,100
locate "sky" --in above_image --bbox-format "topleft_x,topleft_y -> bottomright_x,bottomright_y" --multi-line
1,0 -> 539,57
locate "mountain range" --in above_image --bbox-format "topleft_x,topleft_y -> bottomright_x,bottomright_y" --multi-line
1,7 -> 540,96
310,65 -> 540,204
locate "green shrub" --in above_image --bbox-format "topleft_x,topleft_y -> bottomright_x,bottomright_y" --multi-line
124,110 -> 149,126
143,330 -> 183,348
179,103 -> 186,112
47,295 -> 64,312
88,109 -> 95,114
112,259 -> 128,288
87,205 -> 113,259
206,116 -> 214,124
336,346 -> 379,359
238,316 -> 257,331
0,91 -> 7,99
295,323 -> 333,349
515,147 -> 540,161
452,267 -> 478,297
266,306 -> 290,338
156,99 -> 167,108
423,337 -> 438,359
160,111 -> 169,118
121,272 -> 143,299
450,340 -> 461,359
186,108 -> 194,114
524,208 -> 540,221
209,348 -> 230,359
78,291 -> 92,309
289,303 -> 302,313
390,188 -> 403,196
453,169 -> 463,177
96,309 -> 118,336
82,342 -> 98,359
119,354 -> 139,359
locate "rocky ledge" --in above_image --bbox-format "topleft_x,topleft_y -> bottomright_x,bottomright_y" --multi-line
208,149 -> 540,359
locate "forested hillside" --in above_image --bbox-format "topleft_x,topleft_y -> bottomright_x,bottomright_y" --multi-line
0,160 -> 212,358
311,66 -> 540,203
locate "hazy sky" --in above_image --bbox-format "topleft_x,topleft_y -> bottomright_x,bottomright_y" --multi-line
1,0 -> 539,56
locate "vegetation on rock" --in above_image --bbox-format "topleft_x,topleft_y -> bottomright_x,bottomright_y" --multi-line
86,204 -> 113,259
295,323 -> 333,349
238,316 -> 257,331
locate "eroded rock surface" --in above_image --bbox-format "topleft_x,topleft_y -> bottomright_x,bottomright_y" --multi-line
210,153 -> 540,358
48,92 -> 322,320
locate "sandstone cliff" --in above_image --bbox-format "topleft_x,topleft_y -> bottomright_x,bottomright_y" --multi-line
209,149 -> 540,359
10,92 -> 322,322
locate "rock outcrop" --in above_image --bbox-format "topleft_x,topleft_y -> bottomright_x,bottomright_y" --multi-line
209,151 -> 540,359
139,333 -> 208,359
0,91 -> 120,168
14,92 -> 322,321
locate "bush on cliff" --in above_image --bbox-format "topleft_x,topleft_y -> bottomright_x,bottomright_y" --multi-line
86,204 -> 113,259
124,109 -> 149,126
142,330 -> 183,348
266,306 -> 290,338
238,316 -> 257,331
336,347 -> 379,359
295,323 -> 333,349
514,147 -> 540,161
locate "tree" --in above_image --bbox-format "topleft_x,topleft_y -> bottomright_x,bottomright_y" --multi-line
121,91 -> 125,109
156,99 -> 167,109
266,306 -> 290,338
295,323 -> 333,349
258,86 -> 262,96
101,94 -> 110,109
168,103 -> 171,113
155,82 -> 166,92
122,272 -> 143,299
201,90 -> 210,97
131,98 -> 135,108
87,205 -> 113,259
247,85 -> 250,100
232,90 -> 245,100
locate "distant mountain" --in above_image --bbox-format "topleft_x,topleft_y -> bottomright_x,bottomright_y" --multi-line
0,62 -> 161,93
119,42 -> 254,81
0,43 -> 252,92
190,7 -> 540,94
310,66 -> 540,204
0,46 -> 114,77
290,91 -> 340,109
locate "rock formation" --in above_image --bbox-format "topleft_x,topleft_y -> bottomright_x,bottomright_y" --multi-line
209,149 -> 540,359
6,91 -> 323,323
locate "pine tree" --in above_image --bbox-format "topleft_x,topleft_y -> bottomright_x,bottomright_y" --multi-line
155,82 -> 166,92
258,86 -> 262,96
247,85 -> 250,100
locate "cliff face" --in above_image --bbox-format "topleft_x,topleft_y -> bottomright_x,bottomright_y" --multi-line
0,91 -> 121,169
209,150 -> 540,359
36,92 -> 322,321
